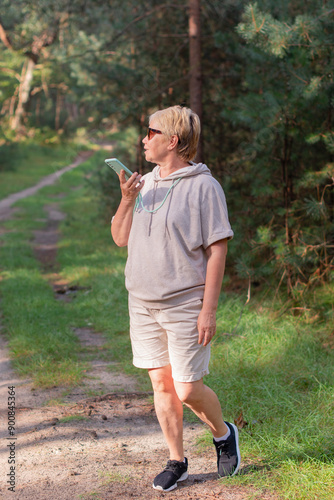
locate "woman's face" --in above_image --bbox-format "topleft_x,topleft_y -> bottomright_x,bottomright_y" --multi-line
142,119 -> 171,165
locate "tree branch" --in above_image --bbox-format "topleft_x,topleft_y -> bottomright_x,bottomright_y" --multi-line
0,67 -> 21,80
67,3 -> 187,60
0,20 -> 13,50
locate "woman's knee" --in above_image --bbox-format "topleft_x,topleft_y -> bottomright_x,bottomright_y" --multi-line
148,365 -> 174,393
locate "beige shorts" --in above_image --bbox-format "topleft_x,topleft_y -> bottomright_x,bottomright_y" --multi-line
128,295 -> 211,383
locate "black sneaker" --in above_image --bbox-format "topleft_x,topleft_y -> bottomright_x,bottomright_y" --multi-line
213,422 -> 240,477
153,457 -> 188,491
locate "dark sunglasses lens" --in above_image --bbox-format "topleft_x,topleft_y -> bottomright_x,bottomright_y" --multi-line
147,127 -> 162,140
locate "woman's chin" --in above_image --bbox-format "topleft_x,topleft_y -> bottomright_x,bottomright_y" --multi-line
145,154 -> 154,164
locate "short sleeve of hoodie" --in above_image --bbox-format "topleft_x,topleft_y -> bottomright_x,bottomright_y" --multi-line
200,177 -> 234,249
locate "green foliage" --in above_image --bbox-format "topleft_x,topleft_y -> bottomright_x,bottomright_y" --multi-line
0,1 -> 333,293
225,1 -> 334,294
237,3 -> 291,57
0,0 -> 190,135
88,128 -> 139,220
0,143 -> 21,172
304,197 -> 328,221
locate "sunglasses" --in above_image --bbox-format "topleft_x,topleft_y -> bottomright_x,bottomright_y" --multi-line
147,127 -> 163,140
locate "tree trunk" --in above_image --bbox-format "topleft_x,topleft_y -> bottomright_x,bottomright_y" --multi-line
11,57 -> 36,131
10,30 -> 58,131
281,123 -> 294,294
189,0 -> 204,162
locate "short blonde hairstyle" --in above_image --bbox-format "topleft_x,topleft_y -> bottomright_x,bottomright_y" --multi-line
149,105 -> 201,162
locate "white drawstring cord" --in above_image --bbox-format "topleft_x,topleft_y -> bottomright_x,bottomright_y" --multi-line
134,178 -> 182,214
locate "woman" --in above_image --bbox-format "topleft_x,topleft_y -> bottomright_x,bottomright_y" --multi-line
111,105 -> 240,492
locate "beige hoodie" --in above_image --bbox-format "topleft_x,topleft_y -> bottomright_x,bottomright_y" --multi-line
125,162 -> 233,308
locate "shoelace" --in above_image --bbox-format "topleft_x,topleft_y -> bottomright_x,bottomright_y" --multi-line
164,460 -> 185,473
134,177 -> 182,214
217,440 -> 232,458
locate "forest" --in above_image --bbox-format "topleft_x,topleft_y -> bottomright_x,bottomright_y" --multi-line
0,0 -> 333,296
0,2 -> 333,498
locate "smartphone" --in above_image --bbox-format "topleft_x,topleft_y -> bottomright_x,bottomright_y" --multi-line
105,158 -> 133,180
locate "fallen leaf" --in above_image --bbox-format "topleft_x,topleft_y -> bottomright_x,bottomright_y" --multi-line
234,410 -> 248,429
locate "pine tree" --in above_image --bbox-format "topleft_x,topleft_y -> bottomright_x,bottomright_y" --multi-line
227,1 -> 334,294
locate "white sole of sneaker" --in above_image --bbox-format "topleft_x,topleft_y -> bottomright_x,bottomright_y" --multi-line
152,471 -> 189,492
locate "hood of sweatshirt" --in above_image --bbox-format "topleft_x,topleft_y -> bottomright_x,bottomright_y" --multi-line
151,162 -> 212,182
138,162 -> 213,238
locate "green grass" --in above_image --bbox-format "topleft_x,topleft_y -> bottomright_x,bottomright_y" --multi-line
0,241 -> 85,387
0,142 -> 80,199
0,144 -> 333,499
201,288 -> 334,499
58,415 -> 88,424
99,471 -> 132,485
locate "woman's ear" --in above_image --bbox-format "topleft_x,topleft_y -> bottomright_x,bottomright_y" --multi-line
168,135 -> 179,151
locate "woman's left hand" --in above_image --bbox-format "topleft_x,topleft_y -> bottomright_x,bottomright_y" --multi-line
197,308 -> 216,346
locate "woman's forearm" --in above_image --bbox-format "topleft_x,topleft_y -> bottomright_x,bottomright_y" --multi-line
111,170 -> 144,247
111,198 -> 136,247
202,239 -> 228,311
197,239 -> 228,346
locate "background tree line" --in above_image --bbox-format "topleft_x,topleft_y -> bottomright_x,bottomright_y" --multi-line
0,0 -> 333,297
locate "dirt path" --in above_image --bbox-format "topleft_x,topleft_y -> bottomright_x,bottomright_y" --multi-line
0,157 -> 272,500
0,151 -> 93,221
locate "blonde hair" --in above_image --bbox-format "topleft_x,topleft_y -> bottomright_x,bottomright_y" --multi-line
149,105 -> 201,162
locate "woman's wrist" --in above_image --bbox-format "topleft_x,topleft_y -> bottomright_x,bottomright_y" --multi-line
120,196 -> 137,207
201,299 -> 218,314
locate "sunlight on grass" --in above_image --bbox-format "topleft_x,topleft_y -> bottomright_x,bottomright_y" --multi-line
228,458 -> 334,500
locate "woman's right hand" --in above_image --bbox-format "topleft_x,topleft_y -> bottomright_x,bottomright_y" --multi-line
111,169 -> 144,246
119,170 -> 144,202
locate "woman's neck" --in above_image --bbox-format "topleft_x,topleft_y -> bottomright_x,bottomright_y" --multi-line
158,158 -> 190,178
